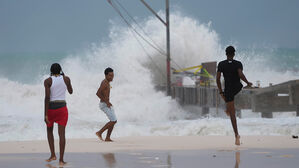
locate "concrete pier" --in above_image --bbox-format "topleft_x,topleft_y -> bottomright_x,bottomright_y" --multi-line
170,80 -> 299,118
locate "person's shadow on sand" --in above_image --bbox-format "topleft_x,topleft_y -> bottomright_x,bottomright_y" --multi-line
102,153 -> 117,168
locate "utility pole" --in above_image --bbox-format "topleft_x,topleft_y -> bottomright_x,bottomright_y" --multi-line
140,0 -> 171,96
165,0 -> 171,96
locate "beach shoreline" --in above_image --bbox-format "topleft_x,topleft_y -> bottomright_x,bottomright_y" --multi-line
0,136 -> 298,154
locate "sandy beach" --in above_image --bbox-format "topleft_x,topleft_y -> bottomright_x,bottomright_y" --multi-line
0,136 -> 298,168
0,136 -> 298,154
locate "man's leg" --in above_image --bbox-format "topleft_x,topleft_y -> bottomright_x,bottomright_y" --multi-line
96,121 -> 114,141
105,121 -> 117,142
46,126 -> 56,162
227,101 -> 240,145
58,125 -> 66,165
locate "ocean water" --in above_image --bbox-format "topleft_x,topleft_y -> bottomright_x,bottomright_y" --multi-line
0,12 -> 299,141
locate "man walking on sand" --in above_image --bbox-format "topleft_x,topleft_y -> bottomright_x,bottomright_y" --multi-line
44,63 -> 73,166
216,46 -> 252,145
96,67 -> 117,142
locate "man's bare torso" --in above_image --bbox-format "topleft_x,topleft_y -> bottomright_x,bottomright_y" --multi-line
99,79 -> 110,103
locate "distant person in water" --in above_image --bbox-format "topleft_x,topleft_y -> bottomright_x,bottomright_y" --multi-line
216,46 -> 252,145
96,67 -> 117,142
44,63 -> 73,165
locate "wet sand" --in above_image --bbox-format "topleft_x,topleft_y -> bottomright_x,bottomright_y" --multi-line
0,136 -> 298,168
1,149 -> 299,168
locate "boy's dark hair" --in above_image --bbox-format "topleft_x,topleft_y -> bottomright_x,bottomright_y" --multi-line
104,67 -> 113,75
225,46 -> 235,55
50,63 -> 62,75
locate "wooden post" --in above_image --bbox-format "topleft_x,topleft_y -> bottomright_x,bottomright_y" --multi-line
236,109 -> 241,118
166,0 -> 171,96
202,86 -> 210,115
261,112 -> 273,118
216,88 -> 219,116
140,0 -> 171,96
202,106 -> 209,116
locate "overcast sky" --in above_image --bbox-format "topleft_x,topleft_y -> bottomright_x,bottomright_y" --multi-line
1,0 -> 298,53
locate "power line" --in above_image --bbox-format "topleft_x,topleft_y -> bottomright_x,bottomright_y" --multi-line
131,30 -> 167,79
114,0 -> 167,55
113,0 -> 183,71
108,0 -> 166,78
108,0 -> 184,71
108,0 -> 166,56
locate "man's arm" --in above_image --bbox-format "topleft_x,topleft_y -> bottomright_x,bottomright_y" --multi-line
44,78 -> 51,124
216,72 -> 225,101
63,76 -> 73,94
216,72 -> 222,93
238,69 -> 252,87
96,81 -> 112,107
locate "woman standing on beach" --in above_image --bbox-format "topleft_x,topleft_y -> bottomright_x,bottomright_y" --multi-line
44,63 -> 73,166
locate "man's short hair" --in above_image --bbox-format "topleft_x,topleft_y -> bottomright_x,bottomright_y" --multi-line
50,63 -> 62,75
104,67 -> 113,75
225,46 -> 235,55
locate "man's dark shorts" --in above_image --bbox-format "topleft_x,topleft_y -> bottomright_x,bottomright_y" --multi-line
224,83 -> 243,103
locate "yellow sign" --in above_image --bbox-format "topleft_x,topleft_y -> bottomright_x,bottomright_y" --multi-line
173,65 -> 213,78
